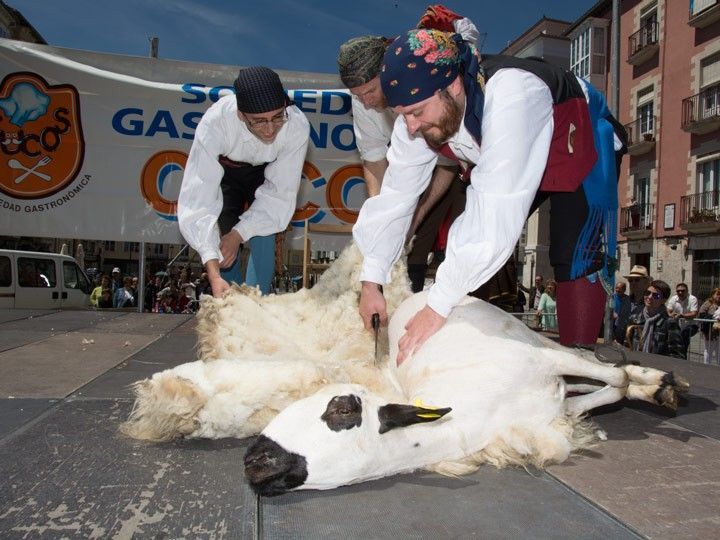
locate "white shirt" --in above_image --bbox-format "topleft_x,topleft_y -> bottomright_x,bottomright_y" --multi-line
353,68 -> 554,317
666,293 -> 699,329
178,94 -> 310,264
352,100 -> 397,162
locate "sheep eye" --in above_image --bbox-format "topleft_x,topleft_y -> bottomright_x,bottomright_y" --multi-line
321,394 -> 362,431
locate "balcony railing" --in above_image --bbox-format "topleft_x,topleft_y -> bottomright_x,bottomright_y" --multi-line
681,190 -> 720,233
682,83 -> 720,134
689,0 -> 720,28
623,117 -> 656,156
620,203 -> 654,239
628,22 -> 659,65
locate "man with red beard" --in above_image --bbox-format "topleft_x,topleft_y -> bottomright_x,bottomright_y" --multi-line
337,6 -> 509,296
353,29 -> 627,363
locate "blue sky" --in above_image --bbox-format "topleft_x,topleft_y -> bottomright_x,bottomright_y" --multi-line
8,1 -> 597,74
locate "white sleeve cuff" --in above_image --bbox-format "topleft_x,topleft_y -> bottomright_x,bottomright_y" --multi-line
359,255 -> 390,286
360,145 -> 389,163
199,247 -> 221,265
426,279 -> 467,318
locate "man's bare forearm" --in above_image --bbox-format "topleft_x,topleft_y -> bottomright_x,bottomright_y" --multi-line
362,158 -> 389,198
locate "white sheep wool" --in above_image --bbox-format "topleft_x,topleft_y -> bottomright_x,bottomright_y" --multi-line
121,243 -> 412,442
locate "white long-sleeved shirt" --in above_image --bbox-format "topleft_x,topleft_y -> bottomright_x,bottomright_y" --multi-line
178,94 -> 310,264
352,100 -> 397,163
353,68 -> 555,317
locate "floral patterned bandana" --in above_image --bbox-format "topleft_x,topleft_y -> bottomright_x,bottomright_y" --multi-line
380,28 -> 485,145
380,29 -> 460,107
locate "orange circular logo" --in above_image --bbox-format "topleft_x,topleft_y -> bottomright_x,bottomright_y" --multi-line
140,150 -> 187,220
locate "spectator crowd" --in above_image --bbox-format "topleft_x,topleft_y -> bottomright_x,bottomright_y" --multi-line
89,265 -> 212,314
516,264 -> 720,364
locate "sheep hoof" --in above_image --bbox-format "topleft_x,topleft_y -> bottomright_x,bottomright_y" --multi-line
662,371 -> 690,394
653,384 -> 678,411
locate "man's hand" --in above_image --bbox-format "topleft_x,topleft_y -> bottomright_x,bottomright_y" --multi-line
396,305 -> 446,366
359,281 -> 387,330
219,230 -> 243,268
205,259 -> 231,298
209,275 -> 231,298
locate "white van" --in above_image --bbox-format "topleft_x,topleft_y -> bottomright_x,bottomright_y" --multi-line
0,249 -> 92,309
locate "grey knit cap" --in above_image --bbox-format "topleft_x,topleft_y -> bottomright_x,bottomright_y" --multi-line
234,66 -> 288,113
337,35 -> 388,88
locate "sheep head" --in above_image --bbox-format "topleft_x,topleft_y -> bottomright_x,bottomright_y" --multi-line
244,383 -> 451,496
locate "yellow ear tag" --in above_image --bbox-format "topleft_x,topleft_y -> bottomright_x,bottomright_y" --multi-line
413,397 -> 442,419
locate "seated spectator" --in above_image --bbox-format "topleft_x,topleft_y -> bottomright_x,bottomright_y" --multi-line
698,288 -> 720,365
157,291 -> 177,313
666,282 -> 699,358
113,276 -> 136,308
628,280 -> 684,358
91,275 -> 110,307
98,288 -> 113,309
537,279 -> 558,332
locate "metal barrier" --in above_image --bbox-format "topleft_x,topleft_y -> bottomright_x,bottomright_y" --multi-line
510,312 -> 559,334
627,318 -> 720,365
686,318 -> 720,365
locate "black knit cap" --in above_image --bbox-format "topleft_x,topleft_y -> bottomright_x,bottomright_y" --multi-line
234,66 -> 288,113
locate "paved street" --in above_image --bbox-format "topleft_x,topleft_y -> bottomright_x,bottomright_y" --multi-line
0,309 -> 719,539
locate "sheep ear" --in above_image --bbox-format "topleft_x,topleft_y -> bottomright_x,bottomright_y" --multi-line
377,404 -> 452,434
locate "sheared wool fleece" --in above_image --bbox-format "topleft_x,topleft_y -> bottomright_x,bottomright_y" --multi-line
121,243 -> 412,442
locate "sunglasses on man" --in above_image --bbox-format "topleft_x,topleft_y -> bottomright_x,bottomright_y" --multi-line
643,290 -> 662,300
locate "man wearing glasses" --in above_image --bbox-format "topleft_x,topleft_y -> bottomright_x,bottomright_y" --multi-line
666,282 -> 699,357
178,66 -> 310,298
628,280 -> 684,358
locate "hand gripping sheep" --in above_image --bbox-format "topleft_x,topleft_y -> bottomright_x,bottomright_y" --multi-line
120,244 -> 688,496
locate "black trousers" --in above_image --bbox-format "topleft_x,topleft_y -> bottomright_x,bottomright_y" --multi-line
216,157 -> 267,236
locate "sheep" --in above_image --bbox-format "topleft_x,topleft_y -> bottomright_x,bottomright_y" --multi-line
243,290 -> 689,496
121,241 -> 687,497
120,243 -> 412,442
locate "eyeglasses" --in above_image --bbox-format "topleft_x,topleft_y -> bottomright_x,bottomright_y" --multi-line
643,290 -> 662,300
676,289 -> 687,294
244,110 -> 288,128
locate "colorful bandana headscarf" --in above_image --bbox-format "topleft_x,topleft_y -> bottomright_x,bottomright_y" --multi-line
380,29 -> 485,144
380,29 -> 460,107
337,35 -> 389,89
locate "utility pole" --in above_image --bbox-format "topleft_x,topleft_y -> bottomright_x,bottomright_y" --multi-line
604,0 -> 622,344
149,37 -> 159,59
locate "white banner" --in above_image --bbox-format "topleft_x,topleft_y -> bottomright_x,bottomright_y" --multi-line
0,39 -> 366,250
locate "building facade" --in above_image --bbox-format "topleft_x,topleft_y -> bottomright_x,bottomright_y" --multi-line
617,0 -> 720,301
506,0 -> 720,301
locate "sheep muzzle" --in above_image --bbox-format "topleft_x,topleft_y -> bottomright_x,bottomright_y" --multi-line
244,435 -> 308,496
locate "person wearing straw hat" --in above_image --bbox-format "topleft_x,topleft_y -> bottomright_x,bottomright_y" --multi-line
623,264 -> 651,318
353,28 -> 628,363
178,66 -> 310,298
